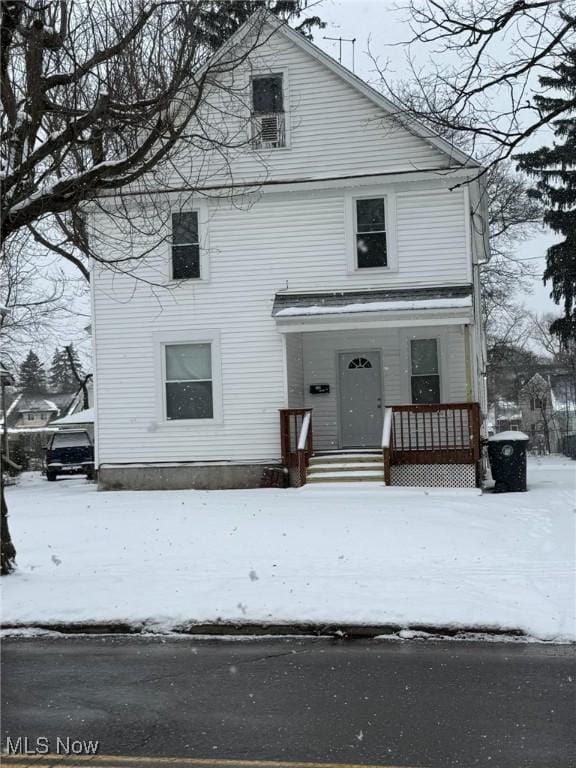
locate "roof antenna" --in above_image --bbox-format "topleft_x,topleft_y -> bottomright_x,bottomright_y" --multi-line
323,36 -> 356,72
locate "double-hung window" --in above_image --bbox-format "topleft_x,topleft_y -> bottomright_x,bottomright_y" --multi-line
164,343 -> 213,420
251,74 -> 286,149
172,211 -> 200,280
410,339 -> 441,404
355,197 -> 387,269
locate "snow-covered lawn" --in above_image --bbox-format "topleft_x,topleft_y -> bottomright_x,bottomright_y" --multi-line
2,456 -> 575,641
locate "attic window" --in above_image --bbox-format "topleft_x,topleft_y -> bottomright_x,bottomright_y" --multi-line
252,74 -> 284,114
251,74 -> 286,149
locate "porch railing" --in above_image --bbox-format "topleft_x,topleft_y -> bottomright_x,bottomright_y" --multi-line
389,402 -> 481,465
279,408 -> 313,487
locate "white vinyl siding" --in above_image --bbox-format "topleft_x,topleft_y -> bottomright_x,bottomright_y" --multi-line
182,31 -> 452,189
91,183 -> 470,463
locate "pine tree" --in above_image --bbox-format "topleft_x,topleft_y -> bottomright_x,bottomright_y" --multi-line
49,345 -> 84,392
18,351 -> 48,394
516,47 -> 576,344
196,1 -> 325,49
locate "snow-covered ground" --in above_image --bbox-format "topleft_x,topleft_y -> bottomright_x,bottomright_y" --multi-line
2,456 -> 575,641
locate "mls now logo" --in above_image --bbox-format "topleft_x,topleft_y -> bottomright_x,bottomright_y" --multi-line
5,737 -> 99,755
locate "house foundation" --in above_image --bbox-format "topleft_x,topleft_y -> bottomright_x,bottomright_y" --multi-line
98,463 -> 282,491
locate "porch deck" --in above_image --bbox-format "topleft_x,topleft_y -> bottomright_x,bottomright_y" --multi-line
280,402 -> 482,488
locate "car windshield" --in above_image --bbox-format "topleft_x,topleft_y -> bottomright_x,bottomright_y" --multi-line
51,432 -> 91,448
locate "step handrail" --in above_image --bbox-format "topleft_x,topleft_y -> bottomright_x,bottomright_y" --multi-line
297,410 -> 312,451
381,407 -> 393,449
279,408 -> 313,487
381,407 -> 393,486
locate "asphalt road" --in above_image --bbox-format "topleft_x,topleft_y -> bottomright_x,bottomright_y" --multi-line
1,636 -> 574,768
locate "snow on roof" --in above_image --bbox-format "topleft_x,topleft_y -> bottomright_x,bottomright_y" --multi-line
275,296 -> 472,318
51,407 -> 94,425
488,431 -> 529,442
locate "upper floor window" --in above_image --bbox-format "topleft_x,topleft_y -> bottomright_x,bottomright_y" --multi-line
355,197 -> 387,268
172,212 -> 199,280
251,74 -> 286,149
411,338 -> 441,404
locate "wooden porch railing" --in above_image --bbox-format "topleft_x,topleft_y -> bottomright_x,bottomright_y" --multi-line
279,408 -> 313,487
388,402 -> 481,466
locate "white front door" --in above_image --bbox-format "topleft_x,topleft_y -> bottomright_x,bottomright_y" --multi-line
338,351 -> 382,448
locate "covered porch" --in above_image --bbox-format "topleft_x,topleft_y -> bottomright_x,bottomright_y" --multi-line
273,287 -> 483,487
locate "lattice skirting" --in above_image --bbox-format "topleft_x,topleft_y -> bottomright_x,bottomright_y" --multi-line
390,463 -> 477,488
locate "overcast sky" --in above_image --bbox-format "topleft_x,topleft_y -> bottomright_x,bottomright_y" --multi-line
314,0 -> 557,316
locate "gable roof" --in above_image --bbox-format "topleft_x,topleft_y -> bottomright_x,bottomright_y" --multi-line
235,11 -> 479,170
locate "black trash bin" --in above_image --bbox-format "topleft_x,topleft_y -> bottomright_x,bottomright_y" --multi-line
487,431 -> 529,493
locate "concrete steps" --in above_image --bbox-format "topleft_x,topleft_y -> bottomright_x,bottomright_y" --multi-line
307,451 -> 384,484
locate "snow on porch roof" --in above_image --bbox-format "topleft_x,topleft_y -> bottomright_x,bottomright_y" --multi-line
272,286 -> 473,319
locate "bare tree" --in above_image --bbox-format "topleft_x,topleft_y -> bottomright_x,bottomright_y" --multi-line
366,80 -> 543,325
388,1 -> 575,167
0,231 -> 88,370
0,0 -> 321,574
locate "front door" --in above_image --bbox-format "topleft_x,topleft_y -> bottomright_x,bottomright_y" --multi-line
338,351 -> 382,447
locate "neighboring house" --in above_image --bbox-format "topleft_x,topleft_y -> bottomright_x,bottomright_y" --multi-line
11,393 -> 79,429
520,372 -> 576,453
486,399 -> 522,435
3,389 -> 91,470
89,13 -> 489,490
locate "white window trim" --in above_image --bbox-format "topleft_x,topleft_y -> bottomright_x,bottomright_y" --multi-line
248,68 -> 291,150
169,200 -> 210,283
345,189 -> 398,275
154,330 -> 223,425
399,330 -> 446,404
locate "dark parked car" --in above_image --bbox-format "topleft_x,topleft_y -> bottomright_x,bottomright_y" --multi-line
44,429 -> 95,481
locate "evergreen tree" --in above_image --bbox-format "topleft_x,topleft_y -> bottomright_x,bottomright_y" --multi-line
18,351 -> 47,394
516,48 -> 576,344
197,1 -> 325,49
49,345 -> 84,392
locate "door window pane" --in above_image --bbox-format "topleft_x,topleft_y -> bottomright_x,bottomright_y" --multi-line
165,343 -> 213,420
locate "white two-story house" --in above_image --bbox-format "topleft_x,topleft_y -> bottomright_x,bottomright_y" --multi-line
90,12 -> 489,491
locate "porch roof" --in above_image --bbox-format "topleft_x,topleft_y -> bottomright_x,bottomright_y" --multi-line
272,286 -> 473,330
